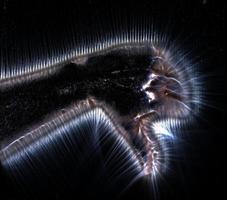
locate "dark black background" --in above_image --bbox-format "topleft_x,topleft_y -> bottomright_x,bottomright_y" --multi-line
0,0 -> 226,199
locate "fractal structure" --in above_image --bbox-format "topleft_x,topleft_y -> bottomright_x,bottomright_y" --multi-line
0,28 -> 202,199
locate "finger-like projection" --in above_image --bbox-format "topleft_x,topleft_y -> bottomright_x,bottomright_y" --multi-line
0,30 -> 201,198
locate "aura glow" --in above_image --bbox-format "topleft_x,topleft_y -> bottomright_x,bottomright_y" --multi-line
0,29 -> 202,188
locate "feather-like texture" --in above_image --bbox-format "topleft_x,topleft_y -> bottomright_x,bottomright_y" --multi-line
0,19 -> 203,198
0,105 -> 142,199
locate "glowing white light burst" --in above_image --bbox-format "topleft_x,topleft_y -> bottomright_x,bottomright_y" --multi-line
0,28 -> 203,189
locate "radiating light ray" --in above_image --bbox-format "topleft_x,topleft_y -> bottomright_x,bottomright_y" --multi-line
0,26 -> 204,195
0,103 -> 145,198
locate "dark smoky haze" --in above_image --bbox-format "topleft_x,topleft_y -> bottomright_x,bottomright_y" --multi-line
0,0 -> 226,200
